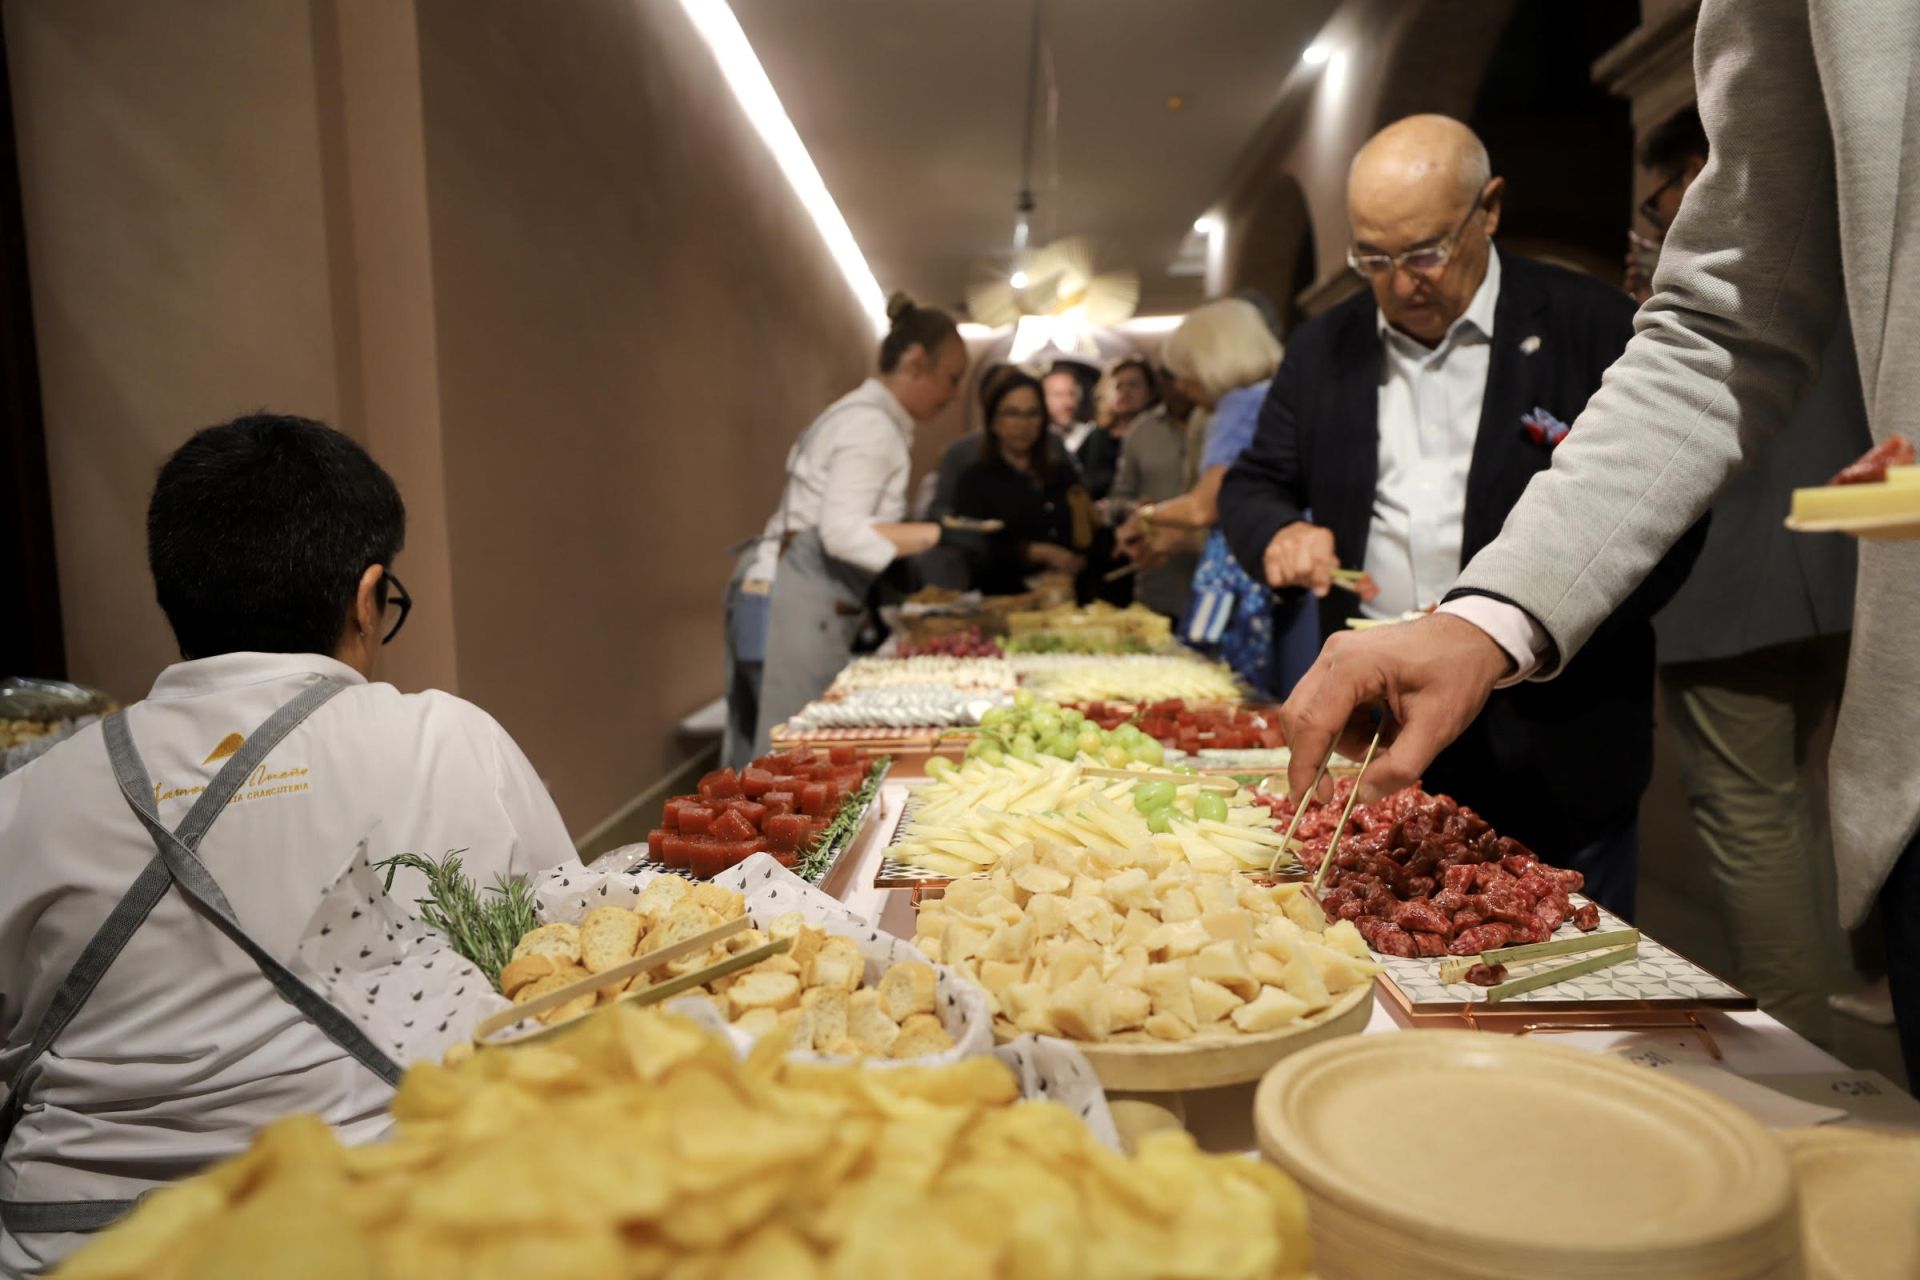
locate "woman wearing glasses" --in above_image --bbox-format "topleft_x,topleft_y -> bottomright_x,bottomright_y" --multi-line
951,368 -> 1092,596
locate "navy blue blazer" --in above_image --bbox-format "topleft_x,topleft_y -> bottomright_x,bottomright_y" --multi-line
1220,251 -> 1704,862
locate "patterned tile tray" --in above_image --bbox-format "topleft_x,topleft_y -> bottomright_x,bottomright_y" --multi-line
1375,899 -> 1752,1012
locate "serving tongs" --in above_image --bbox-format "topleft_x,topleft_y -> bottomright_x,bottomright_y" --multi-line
475,916 -> 789,1047
1438,927 -> 1642,1002
1265,717 -> 1386,880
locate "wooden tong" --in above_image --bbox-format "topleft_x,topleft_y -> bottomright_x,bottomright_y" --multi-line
1437,927 -> 1642,1002
1265,717 -> 1385,878
475,917 -> 788,1046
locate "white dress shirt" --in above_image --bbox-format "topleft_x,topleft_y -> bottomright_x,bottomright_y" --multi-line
1059,420 -> 1096,454
743,378 -> 914,583
0,652 -> 575,1273
1361,251 -> 1503,618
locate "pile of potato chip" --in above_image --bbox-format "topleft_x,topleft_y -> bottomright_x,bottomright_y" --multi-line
502,875 -> 955,1059
58,1008 -> 1311,1279
916,842 -> 1380,1043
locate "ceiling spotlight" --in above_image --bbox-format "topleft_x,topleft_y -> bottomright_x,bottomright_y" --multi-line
1193,216 -> 1219,236
1010,270 -> 1029,289
1302,42 -> 1331,67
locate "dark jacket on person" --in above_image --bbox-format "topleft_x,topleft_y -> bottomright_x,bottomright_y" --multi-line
1074,427 -> 1123,501
954,455 -> 1086,597
1219,251 -> 1706,864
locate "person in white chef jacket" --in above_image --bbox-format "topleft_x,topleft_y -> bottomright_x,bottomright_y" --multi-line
721,292 -> 967,768
0,414 -> 577,1274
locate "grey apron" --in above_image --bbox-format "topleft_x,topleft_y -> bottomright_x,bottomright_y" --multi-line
731,398 -> 885,761
0,679 -> 403,1240
750,527 -> 879,757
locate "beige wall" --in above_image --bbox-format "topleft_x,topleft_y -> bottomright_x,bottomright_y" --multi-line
409,0 -> 873,826
6,0 -> 346,698
10,0 -> 878,833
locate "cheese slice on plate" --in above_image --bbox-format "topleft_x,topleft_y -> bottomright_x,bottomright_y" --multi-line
1788,465 -> 1920,532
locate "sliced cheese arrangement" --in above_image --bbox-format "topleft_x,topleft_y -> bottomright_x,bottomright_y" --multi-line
892,754 -> 1295,877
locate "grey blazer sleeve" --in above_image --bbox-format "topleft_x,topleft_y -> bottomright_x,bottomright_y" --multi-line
1454,0 -> 1847,674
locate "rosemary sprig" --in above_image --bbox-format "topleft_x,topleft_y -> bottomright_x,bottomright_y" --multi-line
376,849 -> 539,992
797,757 -> 890,882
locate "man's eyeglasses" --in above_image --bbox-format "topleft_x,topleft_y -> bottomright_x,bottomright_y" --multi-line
1348,189 -> 1488,278
1637,168 -> 1686,233
380,570 -> 412,645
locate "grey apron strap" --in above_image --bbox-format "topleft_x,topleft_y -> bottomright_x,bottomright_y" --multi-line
0,678 -> 398,1238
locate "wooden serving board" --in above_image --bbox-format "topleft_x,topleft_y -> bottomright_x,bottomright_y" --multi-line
1053,979 -> 1374,1093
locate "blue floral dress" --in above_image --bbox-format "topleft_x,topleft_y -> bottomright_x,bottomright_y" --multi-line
1179,381 -> 1316,698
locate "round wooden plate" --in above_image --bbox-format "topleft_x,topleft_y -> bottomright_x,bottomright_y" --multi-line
1254,1031 -> 1799,1279
1782,1126 -> 1920,1279
1057,978 -> 1374,1093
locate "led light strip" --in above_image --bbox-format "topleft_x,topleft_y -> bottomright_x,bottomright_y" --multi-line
677,0 -> 890,336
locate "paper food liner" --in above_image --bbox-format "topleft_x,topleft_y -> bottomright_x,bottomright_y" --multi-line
531,853 -> 1123,1141
299,851 -> 1113,1143
295,837 -> 510,1068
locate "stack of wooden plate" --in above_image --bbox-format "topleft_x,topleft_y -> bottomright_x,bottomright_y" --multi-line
1254,1032 -> 1801,1279
1781,1126 -> 1920,1278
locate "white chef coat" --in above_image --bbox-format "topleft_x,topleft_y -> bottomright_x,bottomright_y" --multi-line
1362,250 -> 1502,618
0,652 -> 575,1274
742,377 -> 915,583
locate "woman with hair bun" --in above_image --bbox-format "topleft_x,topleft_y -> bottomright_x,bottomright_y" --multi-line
724,293 -> 967,765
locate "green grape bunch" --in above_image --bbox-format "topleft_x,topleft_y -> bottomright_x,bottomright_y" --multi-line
962,690 -> 1168,770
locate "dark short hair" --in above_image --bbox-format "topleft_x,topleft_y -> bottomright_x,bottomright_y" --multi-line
1108,354 -> 1162,406
878,292 -> 960,373
1639,106 -> 1706,175
1042,361 -> 1092,421
979,368 -> 1052,482
148,414 -> 406,659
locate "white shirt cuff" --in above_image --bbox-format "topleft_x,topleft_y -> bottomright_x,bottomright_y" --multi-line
827,520 -> 900,577
1435,596 -> 1549,687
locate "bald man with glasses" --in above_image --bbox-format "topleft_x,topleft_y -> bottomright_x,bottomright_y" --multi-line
1218,115 -> 1703,918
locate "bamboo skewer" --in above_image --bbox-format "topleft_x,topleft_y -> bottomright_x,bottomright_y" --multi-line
1102,562 -> 1141,583
1309,724 -> 1384,896
1267,753 -> 1334,876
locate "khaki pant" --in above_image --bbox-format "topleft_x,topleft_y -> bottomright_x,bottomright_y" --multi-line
1661,635 -> 1850,1043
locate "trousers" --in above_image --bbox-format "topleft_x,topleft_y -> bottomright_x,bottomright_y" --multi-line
1660,635 -> 1850,1042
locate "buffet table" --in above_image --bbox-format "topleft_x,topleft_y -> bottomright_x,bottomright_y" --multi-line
825,780 -> 1870,1148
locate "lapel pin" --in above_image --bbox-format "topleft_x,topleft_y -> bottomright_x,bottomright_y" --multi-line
1519,334 -> 1542,355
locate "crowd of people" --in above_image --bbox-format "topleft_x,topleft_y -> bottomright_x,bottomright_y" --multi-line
732,98 -> 1900,1054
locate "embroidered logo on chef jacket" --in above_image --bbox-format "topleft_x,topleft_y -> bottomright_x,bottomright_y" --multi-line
204,731 -> 246,763
155,757 -> 317,806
